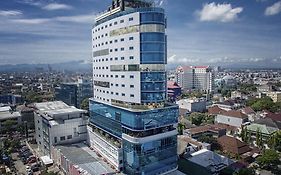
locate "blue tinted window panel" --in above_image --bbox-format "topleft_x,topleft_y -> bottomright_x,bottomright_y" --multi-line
140,12 -> 165,24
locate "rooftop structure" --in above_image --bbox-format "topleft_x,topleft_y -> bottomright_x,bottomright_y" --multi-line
52,144 -> 118,175
0,106 -> 21,129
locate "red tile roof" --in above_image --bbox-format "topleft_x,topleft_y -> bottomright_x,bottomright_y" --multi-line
241,107 -> 255,114
208,106 -> 226,115
167,81 -> 181,89
218,135 -> 251,155
221,110 -> 248,119
266,112 -> 281,122
187,124 -> 225,135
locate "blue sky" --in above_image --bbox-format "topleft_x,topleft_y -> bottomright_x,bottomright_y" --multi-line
0,0 -> 281,67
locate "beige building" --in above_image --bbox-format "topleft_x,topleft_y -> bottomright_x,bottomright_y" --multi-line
267,91 -> 281,102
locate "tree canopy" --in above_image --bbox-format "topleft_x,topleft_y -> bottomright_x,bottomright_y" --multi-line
256,149 -> 280,171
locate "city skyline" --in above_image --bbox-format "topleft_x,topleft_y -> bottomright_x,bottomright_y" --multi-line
0,0 -> 281,67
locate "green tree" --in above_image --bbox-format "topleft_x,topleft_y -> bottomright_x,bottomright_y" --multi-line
177,123 -> 185,135
240,126 -> 248,143
268,131 -> 281,151
256,128 -> 263,148
247,97 -> 279,112
189,113 -> 213,126
256,149 -> 280,171
2,120 -> 17,133
80,98 -> 89,111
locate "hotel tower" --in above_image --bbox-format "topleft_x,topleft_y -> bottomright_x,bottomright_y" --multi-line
88,0 -> 179,174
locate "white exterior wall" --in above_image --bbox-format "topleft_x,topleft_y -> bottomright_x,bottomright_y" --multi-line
177,99 -> 206,112
49,118 -> 88,146
87,126 -> 123,170
176,67 -> 214,92
92,12 -> 141,105
215,115 -> 245,127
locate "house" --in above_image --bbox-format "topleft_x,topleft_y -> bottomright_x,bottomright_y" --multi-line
212,100 -> 241,111
178,135 -> 210,155
240,107 -> 257,122
265,112 -> 281,129
178,149 -> 234,175
184,124 -> 226,139
217,135 -> 251,155
208,106 -> 226,116
167,81 -> 181,101
246,123 -> 279,141
215,110 -> 249,128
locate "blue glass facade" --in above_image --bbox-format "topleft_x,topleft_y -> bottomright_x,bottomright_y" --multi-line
89,99 -> 178,175
141,72 -> 166,103
89,100 -> 178,132
123,136 -> 178,175
140,12 -> 165,25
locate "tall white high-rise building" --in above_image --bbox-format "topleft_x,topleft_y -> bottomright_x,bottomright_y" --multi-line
176,66 -> 214,93
89,0 -> 178,174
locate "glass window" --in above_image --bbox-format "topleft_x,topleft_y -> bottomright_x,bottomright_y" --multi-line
129,17 -> 133,21
129,37 -> 134,40
140,12 -> 165,24
141,53 -> 165,64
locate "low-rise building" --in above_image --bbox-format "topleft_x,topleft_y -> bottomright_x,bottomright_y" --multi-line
266,91 -> 281,102
177,98 -> 206,113
167,81 -> 181,101
246,123 -> 278,141
0,106 -> 21,130
217,135 -> 251,156
215,110 -> 248,128
178,149 -> 234,175
240,107 -> 256,122
34,101 -> 88,156
184,124 -> 226,139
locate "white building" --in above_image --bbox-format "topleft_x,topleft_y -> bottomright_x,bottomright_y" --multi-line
176,66 -> 214,93
90,0 -> 179,174
215,110 -> 248,128
34,101 -> 88,156
176,98 -> 206,113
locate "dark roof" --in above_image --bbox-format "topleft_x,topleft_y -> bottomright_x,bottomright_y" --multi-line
266,112 -> 281,122
187,124 -> 226,135
218,135 -> 251,155
241,107 -> 255,114
221,110 -> 248,119
216,100 -> 235,106
255,117 -> 281,129
208,106 -> 226,115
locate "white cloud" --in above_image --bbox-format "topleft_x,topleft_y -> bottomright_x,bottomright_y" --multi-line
168,54 -> 200,64
42,3 -> 73,11
10,13 -> 95,25
11,18 -> 50,24
0,10 -> 22,16
55,14 -> 94,23
197,2 -> 243,22
265,1 -> 281,16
